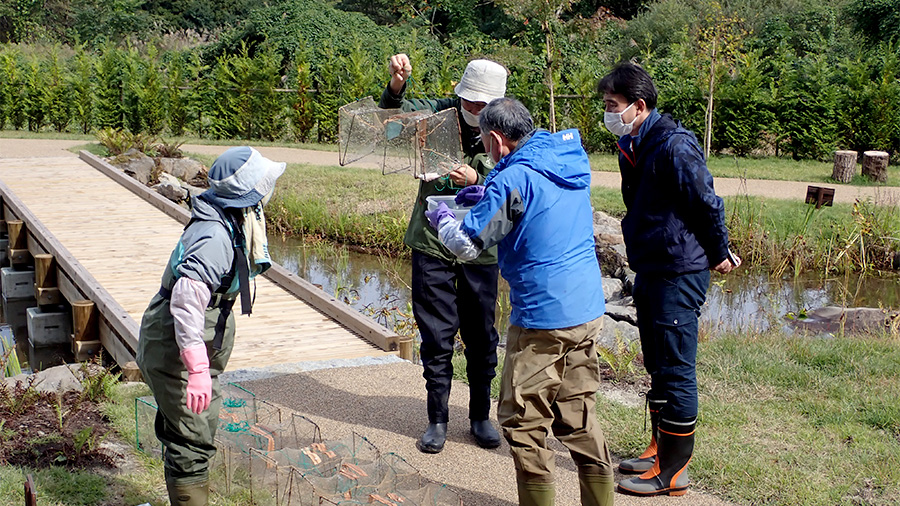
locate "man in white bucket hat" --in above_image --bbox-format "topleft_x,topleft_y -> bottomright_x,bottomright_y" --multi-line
379,55 -> 507,454
137,146 -> 285,506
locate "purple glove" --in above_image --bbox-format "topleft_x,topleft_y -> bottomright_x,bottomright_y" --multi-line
455,185 -> 485,206
424,201 -> 456,230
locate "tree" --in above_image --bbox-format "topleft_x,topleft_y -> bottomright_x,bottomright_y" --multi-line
846,0 -> 900,45
694,1 -> 748,158
495,0 -> 576,132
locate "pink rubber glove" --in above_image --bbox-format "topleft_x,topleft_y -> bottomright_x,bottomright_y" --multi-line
181,345 -> 211,414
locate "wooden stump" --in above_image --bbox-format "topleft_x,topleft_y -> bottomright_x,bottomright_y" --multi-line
862,150 -> 889,183
832,150 -> 857,183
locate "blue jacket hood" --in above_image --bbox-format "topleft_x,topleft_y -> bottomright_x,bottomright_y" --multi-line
490,129 -> 591,190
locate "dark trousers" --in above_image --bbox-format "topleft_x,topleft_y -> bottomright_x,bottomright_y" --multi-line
633,270 -> 710,422
411,251 -> 500,423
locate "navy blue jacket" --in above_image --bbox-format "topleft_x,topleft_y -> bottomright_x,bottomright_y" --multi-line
617,112 -> 729,274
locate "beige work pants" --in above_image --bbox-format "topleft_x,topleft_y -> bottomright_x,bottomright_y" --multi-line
498,317 -> 613,483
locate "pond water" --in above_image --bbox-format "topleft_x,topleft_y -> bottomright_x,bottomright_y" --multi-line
268,236 -> 900,338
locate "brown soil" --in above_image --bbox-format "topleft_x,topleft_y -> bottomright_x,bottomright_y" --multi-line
0,383 -> 118,470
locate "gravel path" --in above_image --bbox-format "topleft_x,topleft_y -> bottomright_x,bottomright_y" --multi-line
235,358 -> 734,506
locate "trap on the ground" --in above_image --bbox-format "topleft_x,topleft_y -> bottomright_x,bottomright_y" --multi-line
339,97 -> 464,179
136,383 -> 462,505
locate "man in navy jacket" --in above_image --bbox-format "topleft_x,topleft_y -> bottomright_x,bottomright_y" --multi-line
598,62 -> 740,497
427,98 -> 614,506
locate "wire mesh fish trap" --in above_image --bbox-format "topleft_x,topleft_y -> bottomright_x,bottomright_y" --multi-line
134,395 -> 162,459
250,447 -> 299,506
338,97 -> 464,178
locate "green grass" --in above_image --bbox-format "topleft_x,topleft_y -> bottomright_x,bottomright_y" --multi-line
267,163 -> 417,255
454,331 -> 900,506
589,152 -> 900,187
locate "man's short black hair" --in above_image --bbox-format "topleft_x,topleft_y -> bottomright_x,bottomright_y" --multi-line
597,62 -> 658,110
479,97 -> 534,141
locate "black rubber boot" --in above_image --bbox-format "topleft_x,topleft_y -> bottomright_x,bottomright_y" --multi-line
416,422 -> 447,454
166,480 -> 209,506
470,419 -> 501,449
619,396 -> 665,474
617,418 -> 695,497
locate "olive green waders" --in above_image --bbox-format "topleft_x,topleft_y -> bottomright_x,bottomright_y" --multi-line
136,288 -> 236,504
498,317 -> 614,506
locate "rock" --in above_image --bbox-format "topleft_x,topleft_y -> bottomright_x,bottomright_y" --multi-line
109,149 -> 155,185
597,314 -> 640,351
159,157 -> 205,182
593,210 -> 622,237
605,299 -> 638,326
786,306 -> 900,336
154,180 -> 188,203
593,211 -> 629,277
602,276 -> 624,302
181,182 -> 207,199
3,363 -> 108,394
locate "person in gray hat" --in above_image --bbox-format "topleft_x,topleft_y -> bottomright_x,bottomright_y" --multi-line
136,146 -> 285,506
379,54 -> 507,454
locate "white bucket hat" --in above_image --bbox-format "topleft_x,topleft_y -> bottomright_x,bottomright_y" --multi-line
454,59 -> 507,104
201,146 -> 286,209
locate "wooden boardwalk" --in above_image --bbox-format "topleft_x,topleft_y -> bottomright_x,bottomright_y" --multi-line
0,154 -> 398,371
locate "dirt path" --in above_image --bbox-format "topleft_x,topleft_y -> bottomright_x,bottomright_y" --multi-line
3,138 -> 897,205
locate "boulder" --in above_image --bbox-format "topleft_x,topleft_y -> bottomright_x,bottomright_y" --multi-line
605,298 -> 638,326
593,211 -> 629,277
153,174 -> 189,203
109,149 -> 155,185
597,314 -> 640,351
785,306 -> 899,336
159,157 -> 206,182
602,276 -> 624,302
181,182 -> 207,199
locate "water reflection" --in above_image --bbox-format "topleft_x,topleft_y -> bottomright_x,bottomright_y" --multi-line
268,236 -> 900,336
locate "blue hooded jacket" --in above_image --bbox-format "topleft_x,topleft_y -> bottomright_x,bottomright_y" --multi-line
448,129 -> 605,329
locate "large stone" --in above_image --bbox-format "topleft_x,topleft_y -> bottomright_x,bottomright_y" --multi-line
593,210 -> 622,237
605,298 -> 638,326
602,276 -> 624,302
154,172 -> 189,202
593,211 -> 629,277
597,314 -> 640,351
109,149 -> 155,185
159,157 -> 206,182
181,182 -> 207,199
786,306 -> 899,336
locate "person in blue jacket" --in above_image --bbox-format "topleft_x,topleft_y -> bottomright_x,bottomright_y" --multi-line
598,62 -> 740,498
426,97 -> 614,506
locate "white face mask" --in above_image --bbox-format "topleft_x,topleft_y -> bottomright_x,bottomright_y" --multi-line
461,107 -> 480,127
604,102 -> 637,137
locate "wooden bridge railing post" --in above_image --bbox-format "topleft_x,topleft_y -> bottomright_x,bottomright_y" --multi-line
34,253 -> 62,306
71,299 -> 102,361
398,337 -> 414,361
6,219 -> 31,268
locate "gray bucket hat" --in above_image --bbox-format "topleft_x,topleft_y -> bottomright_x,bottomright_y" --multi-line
200,146 -> 286,209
